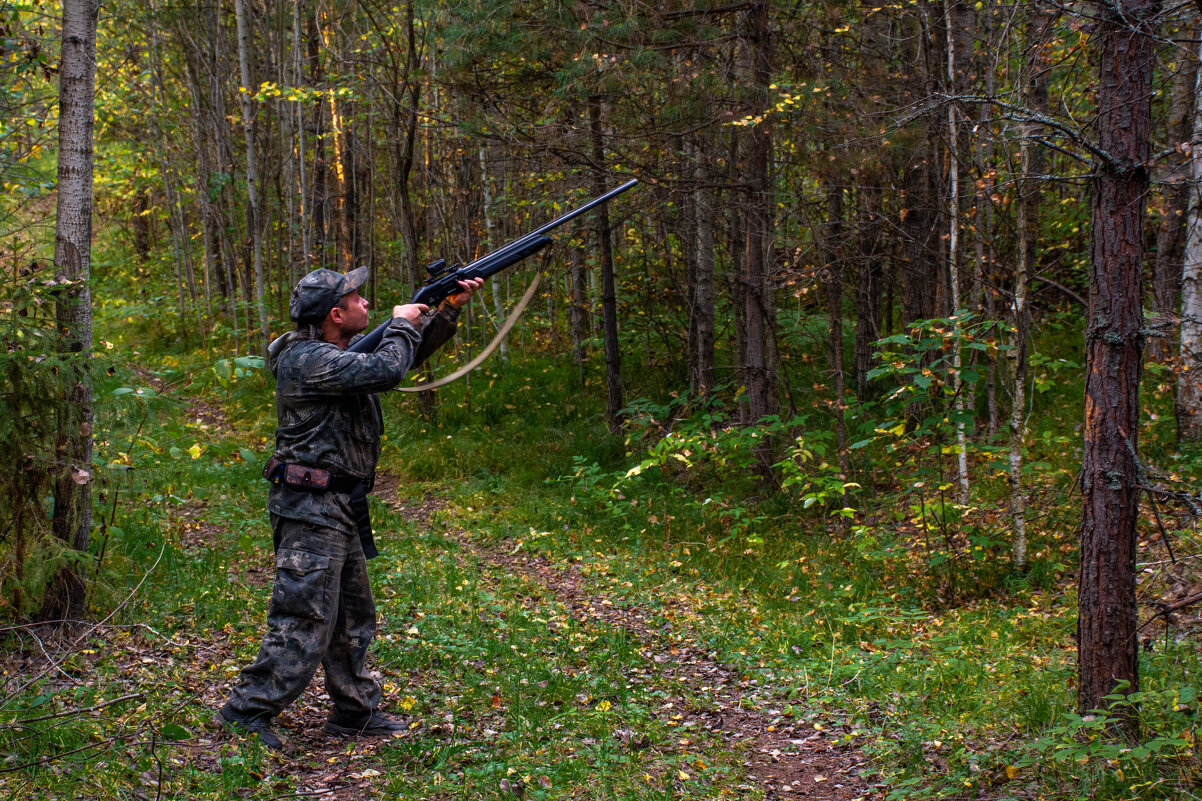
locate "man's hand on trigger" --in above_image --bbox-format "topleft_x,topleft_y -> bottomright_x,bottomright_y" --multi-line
446,277 -> 484,310
393,303 -> 430,325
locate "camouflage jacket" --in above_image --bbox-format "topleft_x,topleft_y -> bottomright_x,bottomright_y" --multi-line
265,309 -> 458,535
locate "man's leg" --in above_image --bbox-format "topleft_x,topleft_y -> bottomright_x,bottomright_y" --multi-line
321,530 -> 383,722
224,517 -> 348,722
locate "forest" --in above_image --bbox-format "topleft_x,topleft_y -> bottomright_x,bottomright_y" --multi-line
1,0 -> 1200,798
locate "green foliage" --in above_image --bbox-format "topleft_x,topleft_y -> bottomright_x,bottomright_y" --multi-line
6,4 -> 1198,796
843,313 -> 1019,595
865,311 -> 1009,443
0,274 -> 90,619
1016,683 -> 1202,800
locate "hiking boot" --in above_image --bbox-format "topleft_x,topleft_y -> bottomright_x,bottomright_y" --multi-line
323,710 -> 406,737
214,705 -> 286,751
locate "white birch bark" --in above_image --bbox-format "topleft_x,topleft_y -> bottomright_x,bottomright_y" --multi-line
946,0 -> 969,504
478,146 -> 509,362
1010,135 -> 1033,571
1179,34 -> 1202,441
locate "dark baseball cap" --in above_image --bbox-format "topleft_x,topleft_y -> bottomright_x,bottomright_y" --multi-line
289,266 -> 368,325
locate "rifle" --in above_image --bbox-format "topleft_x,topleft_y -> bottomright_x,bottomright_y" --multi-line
348,178 -> 639,354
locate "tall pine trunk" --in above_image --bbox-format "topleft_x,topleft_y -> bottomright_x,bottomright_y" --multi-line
1079,0 -> 1161,731
824,183 -> 849,511
689,135 -> 715,397
742,0 -> 778,479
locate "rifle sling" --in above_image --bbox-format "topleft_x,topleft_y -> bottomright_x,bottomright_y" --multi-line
395,271 -> 543,393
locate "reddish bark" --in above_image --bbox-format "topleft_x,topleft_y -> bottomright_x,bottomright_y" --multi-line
1079,0 -> 1161,729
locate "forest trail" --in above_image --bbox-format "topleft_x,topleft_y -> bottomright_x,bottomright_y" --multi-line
463,540 -> 877,801
381,487 -> 880,801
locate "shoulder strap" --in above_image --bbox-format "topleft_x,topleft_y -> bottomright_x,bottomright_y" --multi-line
394,272 -> 543,393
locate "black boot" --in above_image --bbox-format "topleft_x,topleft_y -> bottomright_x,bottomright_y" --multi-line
323,710 -> 405,736
215,705 -> 286,751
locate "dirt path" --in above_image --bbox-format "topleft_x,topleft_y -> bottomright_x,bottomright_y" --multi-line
184,478 -> 880,799
384,490 -> 881,801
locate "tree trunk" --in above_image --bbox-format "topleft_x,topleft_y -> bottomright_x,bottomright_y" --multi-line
570,243 -> 589,376
1010,132 -> 1034,572
391,0 -> 421,288
235,0 -> 269,354
742,0 -> 778,479
824,182 -> 849,511
853,181 -> 882,395
46,0 -> 100,622
1178,34 -> 1202,442
590,96 -> 623,433
690,135 -> 716,397
478,146 -> 509,363
184,0 -> 231,332
1150,28 -> 1197,363
944,0 -> 968,505
307,9 -> 327,265
1079,0 -> 1161,731
901,162 -> 938,325
1010,2 -> 1054,572
148,0 -> 199,341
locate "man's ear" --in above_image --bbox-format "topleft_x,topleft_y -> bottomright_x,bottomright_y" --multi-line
326,306 -> 344,326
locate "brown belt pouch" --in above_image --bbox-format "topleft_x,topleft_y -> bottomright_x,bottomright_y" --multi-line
282,464 -> 331,491
263,456 -> 284,483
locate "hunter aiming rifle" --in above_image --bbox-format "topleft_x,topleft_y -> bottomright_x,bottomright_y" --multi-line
348,178 -> 639,355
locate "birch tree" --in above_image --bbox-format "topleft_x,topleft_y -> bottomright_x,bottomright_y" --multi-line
1009,2 -> 1055,572
1177,29 -> 1202,442
45,0 -> 100,621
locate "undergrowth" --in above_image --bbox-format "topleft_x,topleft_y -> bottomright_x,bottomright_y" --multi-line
0,257 -> 1198,800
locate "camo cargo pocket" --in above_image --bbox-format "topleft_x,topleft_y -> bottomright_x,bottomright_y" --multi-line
270,548 -> 332,621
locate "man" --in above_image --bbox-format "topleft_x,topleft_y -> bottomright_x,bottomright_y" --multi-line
216,266 -> 481,750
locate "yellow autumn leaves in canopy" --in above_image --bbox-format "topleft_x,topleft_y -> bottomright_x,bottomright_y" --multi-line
731,82 -> 832,128
243,81 -> 356,104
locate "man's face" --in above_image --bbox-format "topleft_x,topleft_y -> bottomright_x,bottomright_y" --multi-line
334,290 -> 370,335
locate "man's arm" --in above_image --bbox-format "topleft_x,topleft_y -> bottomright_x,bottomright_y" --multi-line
292,319 -> 424,395
408,277 -> 483,369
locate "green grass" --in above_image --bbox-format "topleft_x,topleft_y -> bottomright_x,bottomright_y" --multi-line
1,254 -> 1199,799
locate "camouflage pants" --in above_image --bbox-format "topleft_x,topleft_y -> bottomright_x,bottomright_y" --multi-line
224,515 -> 381,721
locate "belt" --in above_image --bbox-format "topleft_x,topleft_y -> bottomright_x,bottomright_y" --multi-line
263,457 -> 361,493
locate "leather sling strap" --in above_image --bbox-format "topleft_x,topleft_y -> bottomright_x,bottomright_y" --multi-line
395,271 -> 544,393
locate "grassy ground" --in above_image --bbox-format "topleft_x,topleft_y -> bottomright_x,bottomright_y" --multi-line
0,311 -> 1199,799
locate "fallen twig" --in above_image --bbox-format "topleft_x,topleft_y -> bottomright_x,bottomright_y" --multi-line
3,692 -> 143,726
1141,591 -> 1202,630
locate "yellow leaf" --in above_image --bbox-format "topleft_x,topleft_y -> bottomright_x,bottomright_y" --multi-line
188,443 -> 202,459
678,770 -> 690,781
1005,765 -> 1020,779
